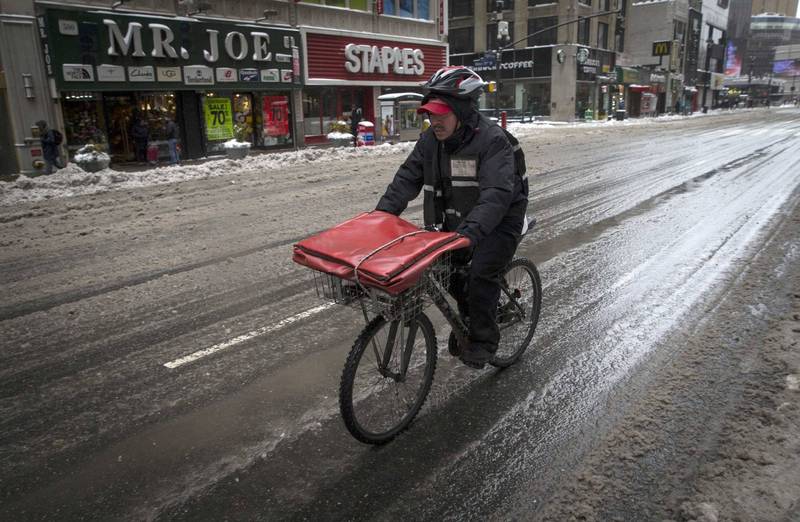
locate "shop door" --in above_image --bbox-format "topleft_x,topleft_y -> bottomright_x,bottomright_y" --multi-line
0,89 -> 18,176
179,92 -> 203,160
104,93 -> 136,162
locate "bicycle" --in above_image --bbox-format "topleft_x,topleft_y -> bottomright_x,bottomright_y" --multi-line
296,213 -> 542,445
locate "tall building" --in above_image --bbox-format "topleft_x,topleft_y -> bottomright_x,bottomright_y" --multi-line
448,0 -> 628,121
748,14 -> 800,77
751,0 -> 798,16
725,0 -> 753,77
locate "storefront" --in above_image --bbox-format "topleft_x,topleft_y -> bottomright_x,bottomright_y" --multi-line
39,7 -> 302,162
452,47 -> 552,116
301,29 -> 447,143
575,49 -> 616,119
451,46 -> 614,120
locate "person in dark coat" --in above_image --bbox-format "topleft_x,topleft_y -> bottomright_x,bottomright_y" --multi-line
36,120 -> 61,174
131,119 -> 149,162
165,117 -> 180,165
350,105 -> 362,147
376,66 -> 528,369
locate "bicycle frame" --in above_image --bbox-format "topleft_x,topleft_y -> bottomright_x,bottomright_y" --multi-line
364,261 -> 529,380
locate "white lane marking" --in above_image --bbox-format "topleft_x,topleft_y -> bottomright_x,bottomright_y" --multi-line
164,303 -> 334,369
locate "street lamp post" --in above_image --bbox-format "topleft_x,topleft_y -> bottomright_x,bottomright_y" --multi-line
701,36 -> 713,113
493,0 -> 510,119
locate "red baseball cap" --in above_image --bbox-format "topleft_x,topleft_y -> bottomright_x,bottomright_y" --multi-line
417,98 -> 452,115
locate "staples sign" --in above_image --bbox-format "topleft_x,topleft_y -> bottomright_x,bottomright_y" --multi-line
344,44 -> 424,76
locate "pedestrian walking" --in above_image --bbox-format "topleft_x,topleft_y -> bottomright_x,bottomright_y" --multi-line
350,105 -> 362,148
131,119 -> 149,162
165,117 -> 180,165
36,120 -> 63,174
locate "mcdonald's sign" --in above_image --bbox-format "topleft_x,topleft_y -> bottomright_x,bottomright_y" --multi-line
652,40 -> 672,57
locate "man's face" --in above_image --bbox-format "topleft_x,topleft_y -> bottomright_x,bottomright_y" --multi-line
429,111 -> 459,141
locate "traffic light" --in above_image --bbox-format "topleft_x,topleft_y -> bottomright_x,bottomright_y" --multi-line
487,81 -> 497,93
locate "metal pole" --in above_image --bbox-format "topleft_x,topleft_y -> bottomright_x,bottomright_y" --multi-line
495,49 -> 500,118
701,39 -> 712,113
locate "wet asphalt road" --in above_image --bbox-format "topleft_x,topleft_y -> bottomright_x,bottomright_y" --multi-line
1,109 -> 800,520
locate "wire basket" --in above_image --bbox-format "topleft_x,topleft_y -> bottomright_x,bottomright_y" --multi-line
312,252 -> 456,321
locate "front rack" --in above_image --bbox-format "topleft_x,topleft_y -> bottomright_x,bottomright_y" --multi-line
311,252 -> 455,322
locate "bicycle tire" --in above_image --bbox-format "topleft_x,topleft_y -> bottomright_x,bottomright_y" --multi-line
490,258 -> 542,368
339,313 -> 437,444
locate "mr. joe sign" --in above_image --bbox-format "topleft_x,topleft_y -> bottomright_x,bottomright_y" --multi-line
38,8 -> 303,90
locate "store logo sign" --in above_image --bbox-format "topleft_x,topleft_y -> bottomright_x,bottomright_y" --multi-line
344,44 -> 425,76
129,66 -> 155,82
58,19 -> 78,36
62,64 -> 94,82
280,69 -> 293,83
97,64 -> 125,82
216,67 -> 237,82
184,65 -> 214,85
261,69 -> 279,82
157,67 -> 182,82
239,68 -> 259,82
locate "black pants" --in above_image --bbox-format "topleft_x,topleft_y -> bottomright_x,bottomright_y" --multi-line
450,215 -> 523,353
134,140 -> 148,162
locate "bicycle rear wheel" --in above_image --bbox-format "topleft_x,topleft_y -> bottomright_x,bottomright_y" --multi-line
339,313 -> 437,444
490,258 -> 542,368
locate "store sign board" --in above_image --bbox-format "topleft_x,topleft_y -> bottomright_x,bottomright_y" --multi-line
239,68 -> 259,82
129,66 -> 155,82
157,66 -> 181,82
97,64 -> 125,82
280,70 -> 293,83
40,7 -> 303,90
63,64 -> 94,82
184,65 -> 214,85
451,48 -> 550,81
577,49 -> 615,82
261,69 -> 279,82
305,32 -> 446,83
58,19 -> 78,36
204,97 -> 234,141
216,67 -> 237,82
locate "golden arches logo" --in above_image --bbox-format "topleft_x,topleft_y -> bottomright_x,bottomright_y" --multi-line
652,41 -> 671,57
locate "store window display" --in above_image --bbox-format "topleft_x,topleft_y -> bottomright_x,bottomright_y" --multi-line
62,93 -> 108,156
261,94 -> 292,147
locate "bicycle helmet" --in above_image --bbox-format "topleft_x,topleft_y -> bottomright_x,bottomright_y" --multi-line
422,66 -> 486,102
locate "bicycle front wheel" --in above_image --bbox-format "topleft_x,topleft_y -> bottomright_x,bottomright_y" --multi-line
491,258 -> 542,368
339,313 -> 437,444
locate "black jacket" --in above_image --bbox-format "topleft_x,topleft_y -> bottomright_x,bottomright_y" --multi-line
40,130 -> 59,161
376,113 -> 527,246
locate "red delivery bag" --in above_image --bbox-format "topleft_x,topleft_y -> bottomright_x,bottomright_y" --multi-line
293,211 -> 470,295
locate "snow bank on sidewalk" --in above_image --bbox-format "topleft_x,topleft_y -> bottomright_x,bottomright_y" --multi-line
0,141 -> 415,207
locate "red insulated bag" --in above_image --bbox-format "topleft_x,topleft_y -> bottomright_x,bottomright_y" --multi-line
293,211 -> 470,295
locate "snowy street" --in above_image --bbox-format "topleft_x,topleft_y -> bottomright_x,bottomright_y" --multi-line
1,108 -> 799,520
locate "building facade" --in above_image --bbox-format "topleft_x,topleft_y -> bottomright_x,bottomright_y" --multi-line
447,0 -> 627,121
750,0 -> 798,16
0,0 -> 447,175
623,0 -> 689,114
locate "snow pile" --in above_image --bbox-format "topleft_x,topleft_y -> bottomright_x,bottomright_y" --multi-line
73,146 -> 111,163
223,139 -> 251,149
0,140 -> 415,207
326,132 -> 354,140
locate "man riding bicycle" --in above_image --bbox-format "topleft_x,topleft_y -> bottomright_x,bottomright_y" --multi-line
376,66 -> 529,369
